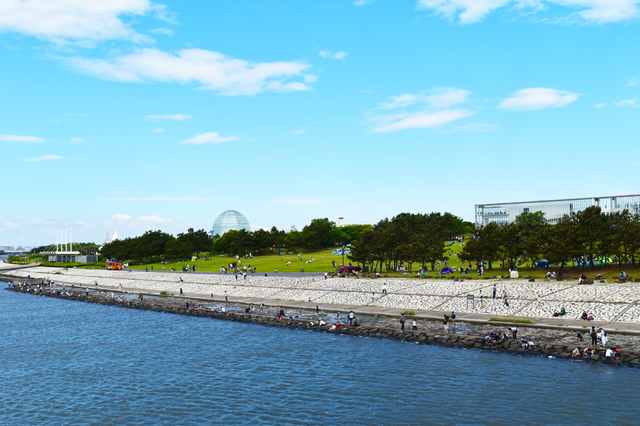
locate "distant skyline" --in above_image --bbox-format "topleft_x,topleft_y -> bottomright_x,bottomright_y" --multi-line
1,0 -> 639,246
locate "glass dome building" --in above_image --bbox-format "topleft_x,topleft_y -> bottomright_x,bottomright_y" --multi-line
211,210 -> 250,236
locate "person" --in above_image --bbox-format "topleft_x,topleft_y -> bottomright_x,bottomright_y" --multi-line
185,302 -> 189,310
581,311 -> 589,320
579,274 -> 587,284
492,284 -> 497,298
371,293 -> 375,302
590,326 -> 598,347
572,347 -> 581,357
606,348 -> 613,360
382,283 -> 388,295
324,271 -> 328,280
583,347 -> 593,357
400,314 -> 406,331
319,319 -> 326,327
348,311 -> 354,325
577,332 -> 583,342
179,288 -> 183,297
443,319 -> 449,334
412,319 -> 417,331
451,311 -> 456,324
509,327 -> 517,340
560,306 -> 566,316
316,305 -> 320,314
600,329 -> 608,348
221,306 -> 226,313
224,291 -> 228,301
621,271 -> 627,278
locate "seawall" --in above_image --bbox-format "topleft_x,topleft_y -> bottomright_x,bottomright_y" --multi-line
5,282 -> 639,368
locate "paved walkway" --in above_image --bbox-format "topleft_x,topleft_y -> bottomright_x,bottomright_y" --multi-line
39,277 -> 640,336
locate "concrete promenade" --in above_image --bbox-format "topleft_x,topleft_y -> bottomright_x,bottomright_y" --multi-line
5,265 -> 640,335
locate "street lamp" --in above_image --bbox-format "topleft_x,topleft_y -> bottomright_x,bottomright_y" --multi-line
342,244 -> 345,267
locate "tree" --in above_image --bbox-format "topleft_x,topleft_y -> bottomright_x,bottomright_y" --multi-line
302,218 -> 335,249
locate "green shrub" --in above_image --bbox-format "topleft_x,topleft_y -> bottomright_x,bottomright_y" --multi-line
400,310 -> 416,316
160,291 -> 168,295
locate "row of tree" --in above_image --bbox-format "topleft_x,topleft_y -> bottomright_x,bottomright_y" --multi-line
99,220 -> 375,263
348,212 -> 472,272
460,207 -> 640,271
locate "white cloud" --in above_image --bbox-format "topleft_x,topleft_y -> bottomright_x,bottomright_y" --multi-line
0,134 -> 46,142
0,0 -> 161,43
319,51 -> 348,59
498,88 -> 580,110
64,48 -> 313,96
149,27 -> 173,36
70,137 -> 84,143
24,154 -> 64,162
136,215 -> 172,223
104,196 -> 211,201
268,199 -> 324,206
370,87 -> 474,133
5,222 -> 19,228
180,132 -> 239,145
150,128 -> 164,133
593,102 -> 607,108
112,213 -> 133,221
371,109 -> 474,133
380,87 -> 471,109
291,129 -> 306,134
629,77 -> 640,86
354,0 -> 373,5
145,114 -> 191,121
416,0 -> 640,24
615,98 -> 638,107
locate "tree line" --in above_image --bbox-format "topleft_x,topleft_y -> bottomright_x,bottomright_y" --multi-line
348,212 -> 472,272
99,220 -> 373,263
460,207 -> 640,271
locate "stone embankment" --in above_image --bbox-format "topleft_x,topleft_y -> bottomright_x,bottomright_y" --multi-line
5,282 -> 640,367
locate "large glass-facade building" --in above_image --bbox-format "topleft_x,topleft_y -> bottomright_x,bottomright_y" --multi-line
475,194 -> 640,227
211,210 -> 250,236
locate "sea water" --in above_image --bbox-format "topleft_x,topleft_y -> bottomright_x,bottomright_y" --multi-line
1,284 -> 638,425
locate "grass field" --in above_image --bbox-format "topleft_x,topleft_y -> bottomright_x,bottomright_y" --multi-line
9,240 -> 637,279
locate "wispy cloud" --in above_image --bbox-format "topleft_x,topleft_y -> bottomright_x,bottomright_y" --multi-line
319,51 -> 348,59
64,48 -> 314,96
354,0 -> 373,5
104,196 -> 211,201
372,109 -> 474,133
150,128 -> 164,133
145,114 -> 191,121
379,87 -> 471,109
268,199 -> 324,206
629,77 -> 640,86
0,0 -> 163,44
498,88 -> 580,111
149,27 -> 173,36
24,155 -> 64,162
112,213 -> 172,224
180,132 -> 239,145
5,222 -> 19,228
0,134 -> 46,142
417,0 -> 640,24
614,98 -> 638,107
370,87 -> 474,133
291,129 -> 306,134
593,103 -> 607,108
70,137 -> 84,143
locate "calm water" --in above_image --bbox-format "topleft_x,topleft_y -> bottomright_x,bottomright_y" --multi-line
1,284 -> 639,425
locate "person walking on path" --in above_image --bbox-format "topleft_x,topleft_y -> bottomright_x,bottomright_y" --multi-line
443,318 -> 449,334
412,319 -> 417,331
492,284 -> 497,298
590,326 -> 598,347
451,311 -> 456,324
224,291 -> 228,301
400,314 -> 406,331
382,283 -> 388,295
179,288 -> 184,297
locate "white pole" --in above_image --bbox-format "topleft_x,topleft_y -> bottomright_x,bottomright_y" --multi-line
56,229 -> 58,252
70,228 -> 72,252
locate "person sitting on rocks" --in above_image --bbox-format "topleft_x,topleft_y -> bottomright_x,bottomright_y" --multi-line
577,332 -> 584,342
583,347 -> 593,357
579,274 -> 587,284
581,311 -> 589,320
560,307 -> 566,316
572,348 -> 581,357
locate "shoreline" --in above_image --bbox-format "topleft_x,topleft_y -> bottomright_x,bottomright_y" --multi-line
5,280 -> 640,367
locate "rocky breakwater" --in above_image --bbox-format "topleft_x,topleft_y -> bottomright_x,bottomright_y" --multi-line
5,283 -> 640,367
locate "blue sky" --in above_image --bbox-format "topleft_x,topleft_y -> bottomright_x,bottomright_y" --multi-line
1,0 -> 639,246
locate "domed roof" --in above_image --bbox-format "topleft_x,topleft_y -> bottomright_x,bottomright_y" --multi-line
212,210 -> 250,236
